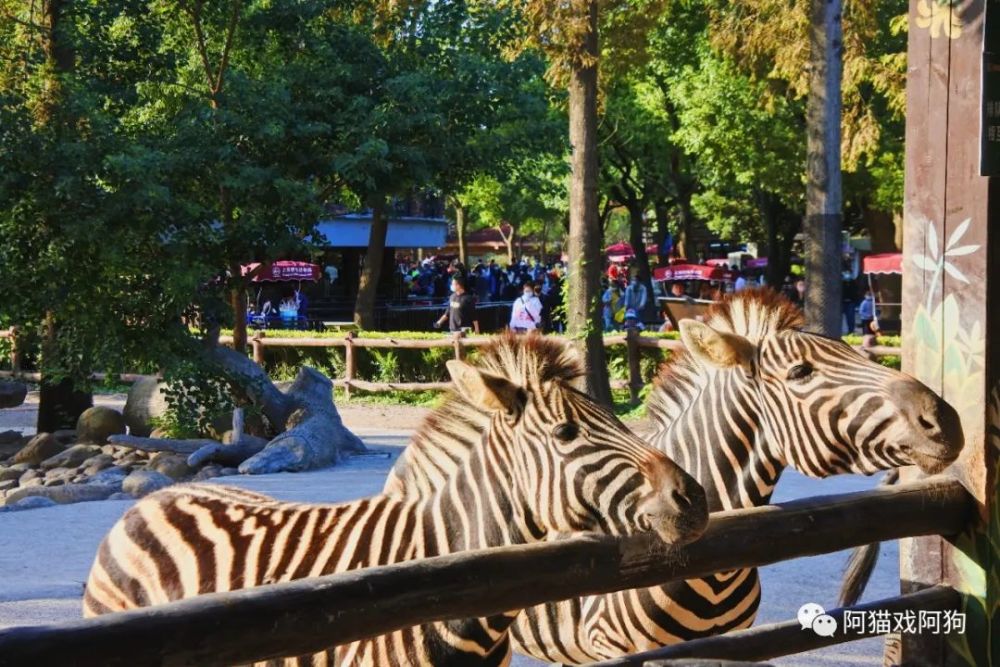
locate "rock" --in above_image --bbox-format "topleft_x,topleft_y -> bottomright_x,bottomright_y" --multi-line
192,464 -> 224,481
0,381 -> 27,409
0,479 -> 16,492
122,377 -> 169,438
44,467 -> 77,485
52,430 -> 78,445
10,496 -> 58,511
40,444 -> 102,470
0,466 -> 21,482
20,477 -> 44,489
117,452 -> 142,467
85,466 -> 129,489
18,469 -> 40,485
12,433 -> 65,465
122,470 -> 173,498
81,454 -> 115,476
3,483 -> 117,506
0,430 -> 20,445
76,406 -> 126,445
149,453 -> 193,481
148,427 -> 172,439
219,467 -> 239,477
108,492 -> 131,501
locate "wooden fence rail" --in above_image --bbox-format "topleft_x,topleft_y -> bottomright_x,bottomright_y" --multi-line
0,327 -> 900,402
587,585 -> 961,666
0,477 -> 971,667
220,330 -> 900,401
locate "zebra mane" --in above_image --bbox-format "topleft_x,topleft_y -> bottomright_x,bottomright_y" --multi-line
409,332 -> 582,462
648,288 -> 804,420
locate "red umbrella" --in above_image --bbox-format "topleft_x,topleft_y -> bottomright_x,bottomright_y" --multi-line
862,253 -> 903,275
705,258 -> 729,267
241,261 -> 321,282
605,241 -> 633,254
653,263 -> 734,282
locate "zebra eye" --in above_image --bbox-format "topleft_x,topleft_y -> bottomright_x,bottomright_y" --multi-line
786,363 -> 814,381
552,422 -> 579,441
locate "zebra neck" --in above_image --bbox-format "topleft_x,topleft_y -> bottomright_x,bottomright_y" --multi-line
657,369 -> 784,513
414,436 -> 523,655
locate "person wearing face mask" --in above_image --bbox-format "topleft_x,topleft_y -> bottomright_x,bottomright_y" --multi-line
509,280 -> 543,333
434,276 -> 480,333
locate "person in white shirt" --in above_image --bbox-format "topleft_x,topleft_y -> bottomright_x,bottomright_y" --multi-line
509,280 -> 544,333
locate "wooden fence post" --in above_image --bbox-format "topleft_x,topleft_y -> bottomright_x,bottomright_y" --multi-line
626,327 -> 642,406
251,331 -> 266,366
897,2 -> 1000,664
343,332 -> 356,401
452,331 -> 464,361
8,326 -> 20,375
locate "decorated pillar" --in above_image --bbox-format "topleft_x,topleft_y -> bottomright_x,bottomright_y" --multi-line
898,0 -> 1000,665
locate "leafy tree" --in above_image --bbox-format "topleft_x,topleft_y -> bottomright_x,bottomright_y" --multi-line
0,0 -> 214,429
668,43 -> 806,287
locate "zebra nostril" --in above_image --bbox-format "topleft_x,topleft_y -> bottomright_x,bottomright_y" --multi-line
917,415 -> 935,433
670,489 -> 691,510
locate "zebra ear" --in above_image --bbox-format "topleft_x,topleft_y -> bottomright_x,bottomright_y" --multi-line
447,360 -> 526,414
679,320 -> 755,370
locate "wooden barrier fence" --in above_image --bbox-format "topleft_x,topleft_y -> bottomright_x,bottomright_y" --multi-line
0,326 -> 900,406
0,476 -> 972,667
223,330 -> 900,404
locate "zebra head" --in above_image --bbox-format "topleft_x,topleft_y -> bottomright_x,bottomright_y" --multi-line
444,335 -> 708,546
674,290 -> 963,478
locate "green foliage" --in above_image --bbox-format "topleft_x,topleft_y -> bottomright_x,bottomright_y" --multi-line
158,362 -> 238,438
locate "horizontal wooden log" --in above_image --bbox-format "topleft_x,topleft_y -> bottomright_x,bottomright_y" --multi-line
334,379 -> 453,392
588,585 -> 960,666
107,434 -> 222,455
0,477 -> 971,667
0,371 -> 150,383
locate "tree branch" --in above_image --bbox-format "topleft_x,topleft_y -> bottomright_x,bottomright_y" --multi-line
213,0 -> 242,96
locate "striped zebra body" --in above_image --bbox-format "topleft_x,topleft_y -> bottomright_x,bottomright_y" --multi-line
84,333 -> 708,667
386,290 -> 964,663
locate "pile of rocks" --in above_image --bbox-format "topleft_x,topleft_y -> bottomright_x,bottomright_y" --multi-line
0,405 -> 239,513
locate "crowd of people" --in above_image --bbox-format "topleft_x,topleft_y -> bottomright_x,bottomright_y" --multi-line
400,257 -> 566,334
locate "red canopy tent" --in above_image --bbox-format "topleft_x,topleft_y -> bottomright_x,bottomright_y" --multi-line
241,261 -> 321,282
862,253 -> 903,275
653,263 -> 734,282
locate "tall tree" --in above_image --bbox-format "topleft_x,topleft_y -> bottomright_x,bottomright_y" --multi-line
497,0 -> 666,405
803,0 -> 843,335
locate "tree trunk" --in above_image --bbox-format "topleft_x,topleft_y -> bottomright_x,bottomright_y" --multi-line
566,0 -> 612,407
626,201 -> 655,320
36,1 -> 93,433
455,201 -> 468,267
653,200 -> 672,260
354,200 -> 389,329
676,191 -> 696,261
229,266 -> 248,354
803,0 -> 844,337
38,314 -> 92,433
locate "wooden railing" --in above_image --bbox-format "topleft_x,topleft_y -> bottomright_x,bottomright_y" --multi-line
0,326 -> 900,404
0,477 -> 970,666
220,330 -> 900,404
0,476 -> 971,667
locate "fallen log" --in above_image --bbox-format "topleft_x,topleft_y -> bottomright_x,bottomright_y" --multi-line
0,476 -> 972,667
206,345 -> 365,474
107,434 -> 220,455
186,437 -> 269,468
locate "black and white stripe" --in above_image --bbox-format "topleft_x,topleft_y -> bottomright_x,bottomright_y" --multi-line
507,289 -> 962,662
83,333 -> 707,666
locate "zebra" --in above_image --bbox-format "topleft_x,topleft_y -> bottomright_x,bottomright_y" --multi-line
385,289 -> 964,663
82,333 -> 709,667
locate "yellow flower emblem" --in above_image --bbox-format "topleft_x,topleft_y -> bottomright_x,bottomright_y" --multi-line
915,0 -> 963,39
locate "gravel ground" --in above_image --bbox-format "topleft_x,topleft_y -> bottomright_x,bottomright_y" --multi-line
0,397 -> 894,665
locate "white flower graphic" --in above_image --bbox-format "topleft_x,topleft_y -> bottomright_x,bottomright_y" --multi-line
911,218 -> 979,310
